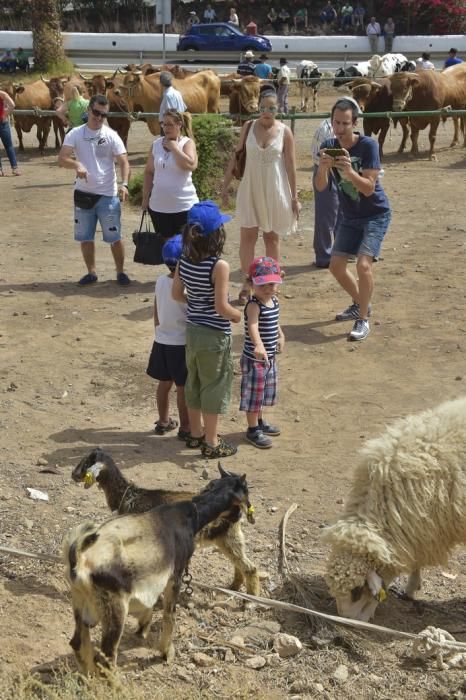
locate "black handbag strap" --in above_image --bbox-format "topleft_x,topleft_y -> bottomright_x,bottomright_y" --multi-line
139,210 -> 154,234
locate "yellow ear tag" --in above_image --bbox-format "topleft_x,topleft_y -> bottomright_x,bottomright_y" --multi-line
377,588 -> 387,603
84,471 -> 95,487
247,505 -> 255,515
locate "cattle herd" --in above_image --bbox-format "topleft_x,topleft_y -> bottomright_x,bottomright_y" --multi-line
1,52 -> 465,160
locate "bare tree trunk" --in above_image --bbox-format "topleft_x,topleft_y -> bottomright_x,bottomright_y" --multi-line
31,0 -> 66,71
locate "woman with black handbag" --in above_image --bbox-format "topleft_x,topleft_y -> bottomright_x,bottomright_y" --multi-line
141,109 -> 198,250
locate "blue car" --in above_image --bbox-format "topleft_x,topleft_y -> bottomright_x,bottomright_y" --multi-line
177,23 -> 272,56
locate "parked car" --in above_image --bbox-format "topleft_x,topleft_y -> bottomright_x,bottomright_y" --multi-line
177,23 -> 272,56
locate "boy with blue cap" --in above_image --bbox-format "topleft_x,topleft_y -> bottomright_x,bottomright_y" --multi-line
146,234 -> 190,439
173,200 -> 241,458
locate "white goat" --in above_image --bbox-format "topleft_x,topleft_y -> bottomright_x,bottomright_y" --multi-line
323,397 -> 466,621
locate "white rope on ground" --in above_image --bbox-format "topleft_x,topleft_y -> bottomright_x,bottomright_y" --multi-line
196,584 -> 466,669
0,544 -> 61,563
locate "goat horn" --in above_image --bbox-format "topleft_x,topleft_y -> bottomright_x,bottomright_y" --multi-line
217,462 -> 231,478
79,73 -> 91,80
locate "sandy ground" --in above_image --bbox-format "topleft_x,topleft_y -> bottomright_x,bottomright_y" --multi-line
0,91 -> 465,699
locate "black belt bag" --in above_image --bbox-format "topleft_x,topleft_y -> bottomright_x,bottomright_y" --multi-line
74,190 -> 102,209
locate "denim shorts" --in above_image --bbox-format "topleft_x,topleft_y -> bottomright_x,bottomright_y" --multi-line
74,195 -> 121,244
333,210 -> 391,259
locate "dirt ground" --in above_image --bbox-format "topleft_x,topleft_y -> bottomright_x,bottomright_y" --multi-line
0,90 -> 465,700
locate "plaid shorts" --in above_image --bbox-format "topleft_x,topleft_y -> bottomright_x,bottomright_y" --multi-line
239,355 -> 278,413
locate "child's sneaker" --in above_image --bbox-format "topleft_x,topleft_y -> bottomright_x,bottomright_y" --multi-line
246,427 -> 272,449
258,419 -> 281,436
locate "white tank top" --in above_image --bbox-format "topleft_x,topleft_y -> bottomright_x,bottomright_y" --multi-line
149,136 -> 199,214
154,275 -> 187,345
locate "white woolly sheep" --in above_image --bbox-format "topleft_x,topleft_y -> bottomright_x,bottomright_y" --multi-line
323,397 -> 466,621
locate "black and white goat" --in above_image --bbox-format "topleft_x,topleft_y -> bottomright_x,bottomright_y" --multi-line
296,60 -> 322,112
72,449 -> 259,595
63,470 -> 252,673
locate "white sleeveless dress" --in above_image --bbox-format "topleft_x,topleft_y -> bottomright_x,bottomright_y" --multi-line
236,121 -> 297,236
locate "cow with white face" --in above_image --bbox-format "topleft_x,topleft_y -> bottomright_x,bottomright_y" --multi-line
296,60 -> 322,112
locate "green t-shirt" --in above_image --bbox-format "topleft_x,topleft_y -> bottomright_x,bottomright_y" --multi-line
68,97 -> 89,128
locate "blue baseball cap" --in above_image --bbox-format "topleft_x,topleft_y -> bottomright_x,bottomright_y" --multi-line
162,234 -> 183,266
187,200 -> 231,236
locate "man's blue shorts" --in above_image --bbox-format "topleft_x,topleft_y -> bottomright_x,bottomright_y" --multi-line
332,210 -> 391,259
74,195 -> 121,244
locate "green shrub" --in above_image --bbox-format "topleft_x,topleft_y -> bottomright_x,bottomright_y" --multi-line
128,115 -> 236,206
128,172 -> 144,206
191,114 -> 235,200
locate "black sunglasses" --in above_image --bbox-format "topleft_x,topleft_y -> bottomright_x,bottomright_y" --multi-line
91,108 -> 107,118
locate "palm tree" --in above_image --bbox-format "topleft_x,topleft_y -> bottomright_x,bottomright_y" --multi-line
31,0 -> 67,70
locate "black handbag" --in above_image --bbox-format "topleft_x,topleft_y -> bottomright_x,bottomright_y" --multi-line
74,190 -> 102,209
132,212 -> 166,266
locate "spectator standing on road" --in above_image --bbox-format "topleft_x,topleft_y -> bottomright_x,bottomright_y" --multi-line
340,3 -> 353,31
254,54 -> 273,79
444,48 -> 463,68
276,57 -> 291,114
229,7 -> 240,26
158,72 -> 186,127
58,94 -> 131,287
203,4 -> 216,22
352,2 -> 365,30
416,52 -> 435,71
0,88 -> 21,176
366,16 -> 381,54
315,98 -> 391,342
237,50 -> 256,76
383,17 -> 395,53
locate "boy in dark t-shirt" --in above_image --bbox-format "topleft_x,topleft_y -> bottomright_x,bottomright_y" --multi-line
315,98 -> 391,342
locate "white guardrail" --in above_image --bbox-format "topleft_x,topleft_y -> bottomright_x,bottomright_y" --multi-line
1,30 -> 466,59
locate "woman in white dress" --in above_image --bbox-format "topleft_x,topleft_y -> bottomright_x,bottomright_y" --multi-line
142,109 -> 198,240
222,86 -> 300,303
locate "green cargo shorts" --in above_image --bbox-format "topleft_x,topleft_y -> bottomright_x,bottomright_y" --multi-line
185,324 -> 233,414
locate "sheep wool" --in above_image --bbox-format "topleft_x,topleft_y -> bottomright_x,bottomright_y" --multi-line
323,396 -> 466,600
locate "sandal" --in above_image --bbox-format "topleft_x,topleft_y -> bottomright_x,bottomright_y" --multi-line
12,168 -> 21,176
185,434 -> 205,448
154,418 -> 178,435
177,429 -> 191,441
201,437 -> 237,459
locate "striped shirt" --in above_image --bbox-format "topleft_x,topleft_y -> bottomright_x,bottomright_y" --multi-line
311,118 -> 334,166
179,256 -> 231,334
243,296 -> 280,360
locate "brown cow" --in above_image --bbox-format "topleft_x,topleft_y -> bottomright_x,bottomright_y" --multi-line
78,72 -> 131,146
349,77 -> 409,159
389,68 -> 466,159
229,76 -> 261,125
118,70 -> 220,135
10,80 -> 53,153
220,72 -> 241,97
442,62 -> 466,147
